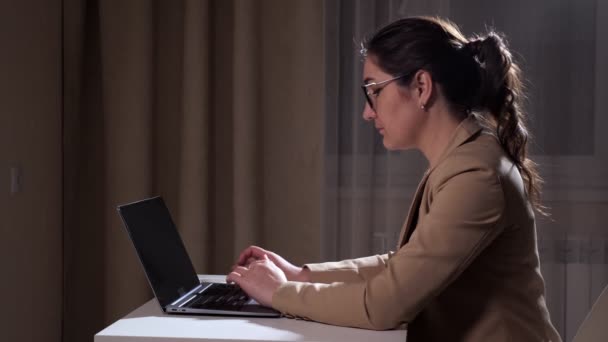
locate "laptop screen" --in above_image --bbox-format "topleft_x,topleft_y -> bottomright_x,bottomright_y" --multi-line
118,197 -> 200,308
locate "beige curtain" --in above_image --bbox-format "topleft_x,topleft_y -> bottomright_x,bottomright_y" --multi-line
62,1 -> 323,341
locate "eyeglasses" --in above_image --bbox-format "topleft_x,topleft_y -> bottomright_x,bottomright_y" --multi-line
361,73 -> 411,112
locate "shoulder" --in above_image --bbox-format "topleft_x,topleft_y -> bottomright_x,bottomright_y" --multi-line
419,132 -> 507,231
428,132 -> 512,207
431,131 -> 513,184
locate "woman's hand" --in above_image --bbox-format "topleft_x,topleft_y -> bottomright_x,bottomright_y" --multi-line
235,245 -> 311,282
226,255 -> 287,307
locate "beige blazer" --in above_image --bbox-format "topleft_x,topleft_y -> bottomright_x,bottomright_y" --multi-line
272,116 -> 562,342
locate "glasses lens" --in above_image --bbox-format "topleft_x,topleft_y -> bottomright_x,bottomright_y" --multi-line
361,86 -> 374,111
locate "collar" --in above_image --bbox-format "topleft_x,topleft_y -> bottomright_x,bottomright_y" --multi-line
427,115 -> 484,175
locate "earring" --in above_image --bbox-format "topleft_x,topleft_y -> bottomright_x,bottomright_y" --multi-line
420,104 -> 426,110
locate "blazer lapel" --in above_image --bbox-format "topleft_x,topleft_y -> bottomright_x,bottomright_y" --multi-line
396,116 -> 484,248
397,171 -> 430,248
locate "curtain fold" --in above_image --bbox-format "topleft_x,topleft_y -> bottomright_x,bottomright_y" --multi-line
62,1 -> 323,341
232,0 -> 262,256
177,0 -> 210,272
98,0 -> 156,322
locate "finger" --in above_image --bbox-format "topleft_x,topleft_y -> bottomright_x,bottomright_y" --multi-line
231,264 -> 246,272
228,266 -> 249,279
236,251 -> 250,266
238,246 -> 265,265
251,257 -> 268,265
237,246 -> 258,265
226,271 -> 243,285
233,265 -> 249,273
250,257 -> 272,269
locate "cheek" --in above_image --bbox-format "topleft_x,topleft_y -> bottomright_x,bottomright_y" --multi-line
377,87 -> 425,149
388,104 -> 425,148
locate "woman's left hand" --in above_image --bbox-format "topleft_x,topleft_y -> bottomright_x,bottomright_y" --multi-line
226,254 -> 287,307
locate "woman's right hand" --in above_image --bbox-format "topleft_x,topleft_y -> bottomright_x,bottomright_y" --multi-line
234,245 -> 311,282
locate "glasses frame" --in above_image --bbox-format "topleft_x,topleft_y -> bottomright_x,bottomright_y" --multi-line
361,73 -> 412,112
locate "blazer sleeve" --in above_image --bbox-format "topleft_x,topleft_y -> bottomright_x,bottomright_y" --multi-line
303,254 -> 391,283
272,165 -> 506,330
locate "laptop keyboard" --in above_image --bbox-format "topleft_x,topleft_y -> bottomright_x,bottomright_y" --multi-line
188,283 -> 251,310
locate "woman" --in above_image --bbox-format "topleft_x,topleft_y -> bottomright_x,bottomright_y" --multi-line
227,17 -> 561,342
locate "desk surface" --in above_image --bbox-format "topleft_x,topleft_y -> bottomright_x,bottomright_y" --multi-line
95,275 -> 407,342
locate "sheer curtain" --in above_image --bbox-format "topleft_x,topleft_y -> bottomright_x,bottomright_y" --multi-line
323,1 -> 608,340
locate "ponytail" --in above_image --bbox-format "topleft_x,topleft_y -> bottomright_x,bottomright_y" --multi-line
464,34 -> 546,215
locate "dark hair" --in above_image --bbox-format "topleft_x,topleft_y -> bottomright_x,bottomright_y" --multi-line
362,16 -> 545,214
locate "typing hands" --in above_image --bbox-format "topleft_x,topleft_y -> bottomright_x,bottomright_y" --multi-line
226,246 -> 311,307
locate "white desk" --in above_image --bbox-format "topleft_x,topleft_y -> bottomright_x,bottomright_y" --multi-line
95,275 -> 407,342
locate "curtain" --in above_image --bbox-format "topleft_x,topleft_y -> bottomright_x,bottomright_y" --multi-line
322,0 -> 438,262
323,0 -> 608,340
62,1 -> 324,341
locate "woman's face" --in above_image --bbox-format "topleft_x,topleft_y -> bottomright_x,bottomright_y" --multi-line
361,57 -> 426,150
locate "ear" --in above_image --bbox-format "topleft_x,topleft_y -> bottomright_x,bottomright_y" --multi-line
412,70 -> 433,109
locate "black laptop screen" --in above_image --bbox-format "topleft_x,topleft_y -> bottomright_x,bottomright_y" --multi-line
118,197 -> 200,308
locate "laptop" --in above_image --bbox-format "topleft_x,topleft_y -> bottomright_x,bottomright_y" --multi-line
117,196 -> 281,317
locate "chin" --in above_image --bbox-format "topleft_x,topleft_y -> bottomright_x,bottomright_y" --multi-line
382,140 -> 397,151
383,138 -> 411,151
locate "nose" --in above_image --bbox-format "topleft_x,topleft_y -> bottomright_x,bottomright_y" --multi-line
362,102 -> 376,121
